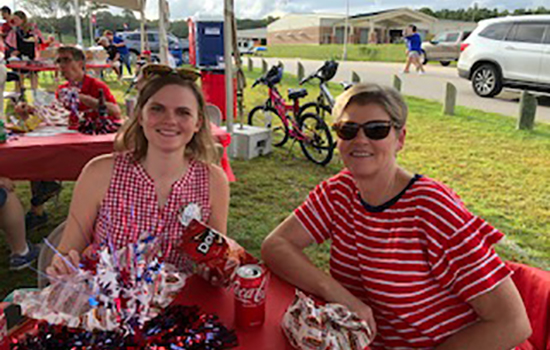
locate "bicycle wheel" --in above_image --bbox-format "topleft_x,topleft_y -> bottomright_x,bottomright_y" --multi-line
298,102 -> 332,121
298,112 -> 334,166
248,105 -> 289,147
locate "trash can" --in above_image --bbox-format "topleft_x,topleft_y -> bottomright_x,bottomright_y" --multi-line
201,69 -> 236,121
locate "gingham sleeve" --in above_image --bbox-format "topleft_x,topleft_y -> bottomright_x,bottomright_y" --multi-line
294,180 -> 335,244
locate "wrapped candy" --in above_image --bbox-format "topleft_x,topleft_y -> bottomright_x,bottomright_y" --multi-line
14,234 -> 187,334
281,290 -> 373,350
9,305 -> 238,350
180,219 -> 257,286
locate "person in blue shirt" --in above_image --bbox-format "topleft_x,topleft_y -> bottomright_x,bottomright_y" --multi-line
105,30 -> 132,76
402,24 -> 425,74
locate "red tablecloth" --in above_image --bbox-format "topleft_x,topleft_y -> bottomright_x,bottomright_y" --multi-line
0,125 -> 235,182
4,274 -> 296,350
6,63 -> 112,72
174,274 -> 296,350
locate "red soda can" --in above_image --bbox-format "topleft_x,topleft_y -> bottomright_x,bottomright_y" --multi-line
233,264 -> 269,328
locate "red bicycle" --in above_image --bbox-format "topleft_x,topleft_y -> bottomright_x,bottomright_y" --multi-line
248,64 -> 334,166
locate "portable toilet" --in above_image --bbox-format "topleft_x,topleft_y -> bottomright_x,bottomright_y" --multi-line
194,16 -> 224,68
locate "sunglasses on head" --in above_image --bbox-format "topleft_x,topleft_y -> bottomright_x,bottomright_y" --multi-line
332,120 -> 394,141
141,64 -> 201,83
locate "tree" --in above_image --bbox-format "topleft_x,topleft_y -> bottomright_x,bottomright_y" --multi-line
23,0 -> 70,40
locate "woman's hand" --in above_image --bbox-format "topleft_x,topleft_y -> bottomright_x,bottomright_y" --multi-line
0,177 -> 14,192
348,300 -> 377,341
46,250 -> 81,278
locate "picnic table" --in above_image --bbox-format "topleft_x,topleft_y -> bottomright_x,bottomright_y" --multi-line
6,62 -> 112,72
0,124 -> 235,182
4,274 -> 296,350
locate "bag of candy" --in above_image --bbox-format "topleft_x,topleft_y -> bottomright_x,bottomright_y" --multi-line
281,290 -> 373,350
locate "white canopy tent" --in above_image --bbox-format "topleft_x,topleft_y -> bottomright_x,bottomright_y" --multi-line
77,0 -> 149,56
76,0 -> 236,148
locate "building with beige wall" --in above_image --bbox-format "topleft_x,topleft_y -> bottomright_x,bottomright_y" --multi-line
267,8 -> 477,45
267,14 -> 345,45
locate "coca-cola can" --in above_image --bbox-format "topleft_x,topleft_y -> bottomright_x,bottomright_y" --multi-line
233,264 -> 269,328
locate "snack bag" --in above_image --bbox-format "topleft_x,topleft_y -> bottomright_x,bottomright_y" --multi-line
281,290 -> 373,350
180,219 -> 257,285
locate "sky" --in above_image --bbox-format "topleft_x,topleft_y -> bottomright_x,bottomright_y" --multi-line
1,0 -> 549,21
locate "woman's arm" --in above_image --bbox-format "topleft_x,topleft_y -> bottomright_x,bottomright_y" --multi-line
435,277 -> 531,350
207,164 -> 229,235
262,214 -> 377,334
46,155 -> 114,276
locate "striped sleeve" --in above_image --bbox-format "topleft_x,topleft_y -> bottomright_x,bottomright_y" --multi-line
419,185 -> 512,302
294,179 -> 335,244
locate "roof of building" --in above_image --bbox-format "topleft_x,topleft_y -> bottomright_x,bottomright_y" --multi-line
237,27 -> 267,39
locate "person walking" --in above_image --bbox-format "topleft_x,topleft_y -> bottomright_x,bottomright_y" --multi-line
402,24 -> 425,75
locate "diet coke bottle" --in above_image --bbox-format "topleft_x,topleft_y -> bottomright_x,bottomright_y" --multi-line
233,264 -> 269,328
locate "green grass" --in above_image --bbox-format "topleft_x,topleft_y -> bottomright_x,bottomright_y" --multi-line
1,68 -> 549,300
262,44 -> 408,62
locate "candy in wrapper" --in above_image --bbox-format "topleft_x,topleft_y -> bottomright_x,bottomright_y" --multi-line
180,219 -> 257,285
281,290 -> 373,350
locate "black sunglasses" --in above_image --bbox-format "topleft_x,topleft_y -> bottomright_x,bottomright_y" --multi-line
55,57 -> 73,65
332,120 -> 394,141
141,64 -> 201,82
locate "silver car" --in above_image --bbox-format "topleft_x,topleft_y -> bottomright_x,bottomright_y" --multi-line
421,30 -> 472,66
117,31 -> 189,64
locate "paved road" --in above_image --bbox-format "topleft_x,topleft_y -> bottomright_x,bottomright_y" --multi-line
250,57 -> 550,124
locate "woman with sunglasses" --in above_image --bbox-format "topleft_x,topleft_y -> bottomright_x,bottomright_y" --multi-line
47,66 -> 229,278
262,84 -> 530,349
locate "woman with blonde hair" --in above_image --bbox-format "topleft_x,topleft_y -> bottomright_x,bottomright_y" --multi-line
47,66 -> 229,276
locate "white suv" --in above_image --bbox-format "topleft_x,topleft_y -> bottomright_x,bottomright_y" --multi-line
457,15 -> 550,98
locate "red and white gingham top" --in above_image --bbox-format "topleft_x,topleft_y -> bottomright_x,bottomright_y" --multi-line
295,170 -> 512,350
94,152 -> 211,270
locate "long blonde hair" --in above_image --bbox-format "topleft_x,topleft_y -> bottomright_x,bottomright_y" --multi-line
114,75 -> 216,164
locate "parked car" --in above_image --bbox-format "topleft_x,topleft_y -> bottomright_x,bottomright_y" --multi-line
117,31 -> 189,66
457,15 -> 550,98
421,30 -> 472,66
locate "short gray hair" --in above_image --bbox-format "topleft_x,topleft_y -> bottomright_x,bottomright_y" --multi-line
332,83 -> 408,129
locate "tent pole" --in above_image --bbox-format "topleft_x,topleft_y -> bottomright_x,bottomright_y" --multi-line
158,0 -> 168,64
89,3 -> 94,47
140,0 -> 146,52
223,0 -> 234,154
74,0 -> 83,46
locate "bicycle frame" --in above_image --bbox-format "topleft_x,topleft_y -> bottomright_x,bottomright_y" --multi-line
265,86 -> 309,142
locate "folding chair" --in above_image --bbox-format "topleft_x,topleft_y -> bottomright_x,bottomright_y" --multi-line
206,103 -> 223,127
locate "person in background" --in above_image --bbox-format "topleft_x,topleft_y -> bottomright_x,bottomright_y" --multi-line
0,177 -> 39,270
97,36 -> 121,78
402,24 -> 425,75
55,46 -> 121,121
1,6 -> 12,43
262,83 -> 531,350
5,10 -> 44,91
47,65 -> 229,277
26,46 -> 122,230
104,30 -> 131,77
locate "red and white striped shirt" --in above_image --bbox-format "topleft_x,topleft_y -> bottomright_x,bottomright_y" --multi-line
94,152 -> 212,270
295,170 -> 511,350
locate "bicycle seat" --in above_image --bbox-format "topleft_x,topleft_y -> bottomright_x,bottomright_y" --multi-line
287,88 -> 308,100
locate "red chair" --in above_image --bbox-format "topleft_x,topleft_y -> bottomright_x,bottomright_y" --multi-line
507,261 -> 550,350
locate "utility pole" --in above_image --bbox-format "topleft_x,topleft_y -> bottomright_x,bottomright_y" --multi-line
342,0 -> 349,61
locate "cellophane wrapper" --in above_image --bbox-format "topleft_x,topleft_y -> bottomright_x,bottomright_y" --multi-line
281,290 -> 373,350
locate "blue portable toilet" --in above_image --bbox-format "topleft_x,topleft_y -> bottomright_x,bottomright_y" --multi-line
195,17 -> 224,68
